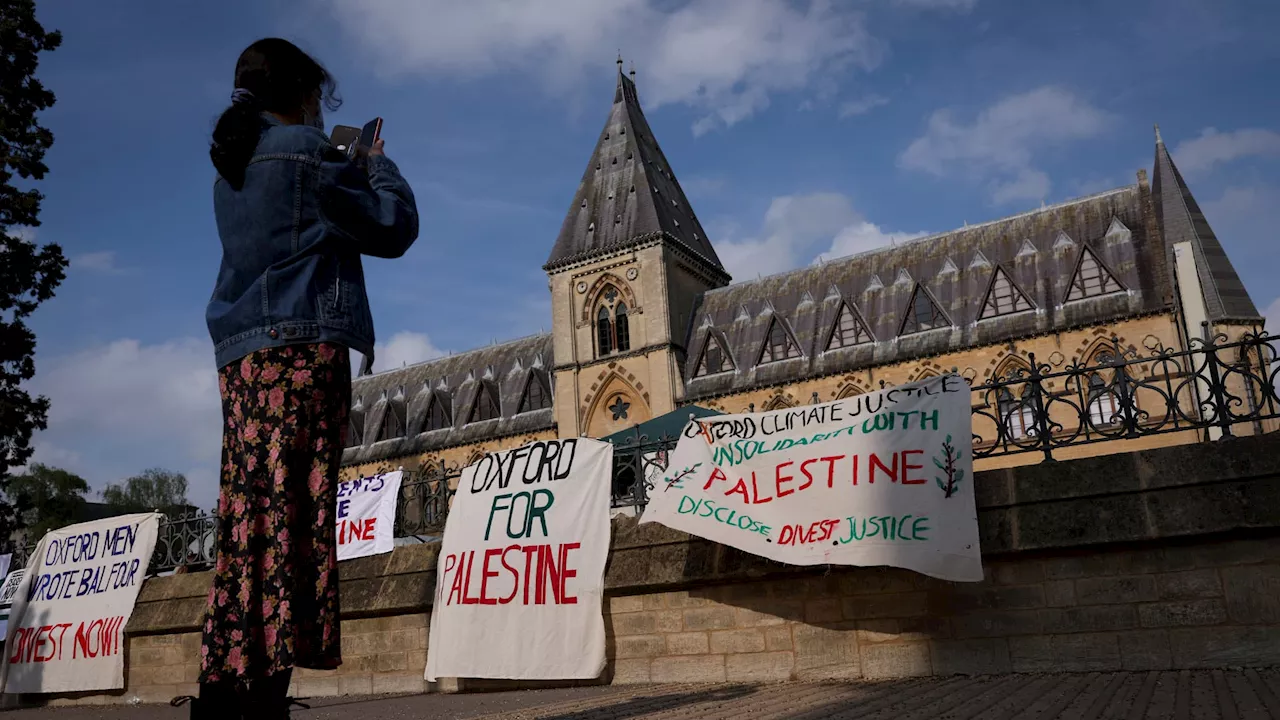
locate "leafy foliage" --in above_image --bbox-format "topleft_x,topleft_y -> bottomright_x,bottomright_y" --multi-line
101,468 -> 191,514
7,463 -> 88,540
0,0 -> 68,544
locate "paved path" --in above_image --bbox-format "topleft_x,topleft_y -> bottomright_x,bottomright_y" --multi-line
9,670 -> 1280,719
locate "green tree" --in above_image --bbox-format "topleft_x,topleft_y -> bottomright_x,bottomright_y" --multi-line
0,0 -> 68,532
7,463 -> 88,540
102,468 -> 190,514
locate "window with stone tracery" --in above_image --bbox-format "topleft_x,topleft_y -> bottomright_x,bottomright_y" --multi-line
469,383 -> 501,423
759,317 -> 801,364
378,397 -> 407,441
1086,348 -> 1121,427
518,372 -> 552,413
345,406 -> 365,447
424,393 -> 452,431
1066,247 -> 1124,302
594,284 -> 632,358
993,362 -> 1036,440
827,302 -> 872,350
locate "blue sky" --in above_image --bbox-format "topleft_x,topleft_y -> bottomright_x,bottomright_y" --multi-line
18,0 -> 1280,509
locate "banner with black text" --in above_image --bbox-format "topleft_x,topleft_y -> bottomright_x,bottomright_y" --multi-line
337,470 -> 403,561
641,376 -> 982,582
0,512 -> 163,694
426,438 -> 612,681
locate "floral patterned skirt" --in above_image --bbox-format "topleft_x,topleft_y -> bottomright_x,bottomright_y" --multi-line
200,343 -> 349,682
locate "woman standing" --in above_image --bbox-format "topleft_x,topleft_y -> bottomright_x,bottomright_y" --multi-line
185,38 -> 418,718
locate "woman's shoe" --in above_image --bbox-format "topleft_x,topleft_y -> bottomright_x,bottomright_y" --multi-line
242,669 -> 296,719
170,680 -> 242,719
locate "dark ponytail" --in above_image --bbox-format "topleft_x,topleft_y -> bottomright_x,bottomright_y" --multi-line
210,38 -> 341,190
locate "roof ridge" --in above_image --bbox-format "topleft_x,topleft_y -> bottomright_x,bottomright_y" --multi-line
355,332 -> 552,380
707,185 -> 1138,295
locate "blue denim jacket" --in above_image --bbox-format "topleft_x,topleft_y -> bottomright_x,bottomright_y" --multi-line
206,115 -> 418,369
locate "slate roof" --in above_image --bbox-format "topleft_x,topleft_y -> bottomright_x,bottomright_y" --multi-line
682,185 -> 1165,400
343,333 -> 555,467
1152,127 -> 1260,322
543,65 -> 726,277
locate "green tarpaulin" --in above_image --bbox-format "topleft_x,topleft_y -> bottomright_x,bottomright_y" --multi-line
602,405 -> 722,448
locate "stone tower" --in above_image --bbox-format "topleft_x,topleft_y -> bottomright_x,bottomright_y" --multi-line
544,63 -> 731,439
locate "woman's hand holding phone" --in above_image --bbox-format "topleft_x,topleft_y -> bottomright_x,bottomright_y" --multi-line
369,138 -> 384,157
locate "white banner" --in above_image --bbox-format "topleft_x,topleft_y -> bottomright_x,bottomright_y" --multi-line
0,568 -> 23,641
641,376 -> 982,582
426,438 -> 612,681
0,512 -> 163,694
337,470 -> 404,561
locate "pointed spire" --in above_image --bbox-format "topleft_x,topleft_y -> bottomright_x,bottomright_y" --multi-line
1152,125 -> 1258,320
1154,123 -> 1163,145
545,61 -> 727,280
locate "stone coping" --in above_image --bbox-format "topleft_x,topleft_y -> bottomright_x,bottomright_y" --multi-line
125,433 -> 1280,636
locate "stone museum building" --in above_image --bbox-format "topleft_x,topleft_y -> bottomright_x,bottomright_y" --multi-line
340,66 -> 1265,482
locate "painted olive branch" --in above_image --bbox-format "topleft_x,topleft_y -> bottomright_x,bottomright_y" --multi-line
933,434 -> 964,499
663,463 -> 702,492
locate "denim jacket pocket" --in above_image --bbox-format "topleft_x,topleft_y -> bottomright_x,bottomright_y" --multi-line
316,257 -> 349,327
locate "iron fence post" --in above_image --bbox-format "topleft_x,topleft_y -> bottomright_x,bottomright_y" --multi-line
1027,353 -> 1055,462
1200,322 -> 1235,439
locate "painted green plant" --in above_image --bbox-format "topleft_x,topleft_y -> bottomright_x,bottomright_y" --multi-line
933,434 -> 964,499
663,463 -> 702,492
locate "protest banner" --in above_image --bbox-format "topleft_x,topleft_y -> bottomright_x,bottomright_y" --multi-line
426,438 -> 612,681
0,512 -> 163,694
337,470 -> 403,561
0,569 -> 23,641
641,375 -> 982,582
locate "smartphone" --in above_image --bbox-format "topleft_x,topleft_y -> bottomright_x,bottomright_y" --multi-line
358,118 -> 382,150
330,125 -> 360,157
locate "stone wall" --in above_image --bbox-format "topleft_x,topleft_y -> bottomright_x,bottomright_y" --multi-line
603,536 -> 1280,684
19,432 -> 1280,706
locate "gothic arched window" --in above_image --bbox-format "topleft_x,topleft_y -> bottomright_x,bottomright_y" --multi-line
615,303 -> 631,352
597,305 -> 613,355
993,362 -> 1035,440
595,285 -> 633,358
1086,349 -> 1120,427
997,387 -> 1035,439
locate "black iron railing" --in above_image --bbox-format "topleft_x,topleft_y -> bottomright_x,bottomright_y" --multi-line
9,329 -> 1277,576
394,460 -> 458,538
608,328 -> 1280,510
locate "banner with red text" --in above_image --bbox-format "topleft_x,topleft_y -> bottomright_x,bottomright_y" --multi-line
641,376 -> 982,582
337,470 -> 403,561
426,438 -> 612,681
0,512 -> 162,694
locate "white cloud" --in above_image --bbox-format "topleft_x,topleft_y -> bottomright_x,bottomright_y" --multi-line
323,0 -> 883,134
825,221 -> 928,260
838,94 -> 889,118
25,337 -> 223,508
900,86 -> 1112,204
716,192 -> 926,281
364,331 -> 447,374
72,251 -> 127,275
25,330 -> 447,508
1171,127 -> 1280,177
